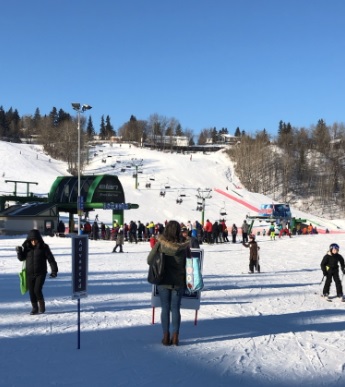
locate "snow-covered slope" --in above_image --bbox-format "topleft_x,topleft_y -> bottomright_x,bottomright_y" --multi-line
0,141 -> 344,231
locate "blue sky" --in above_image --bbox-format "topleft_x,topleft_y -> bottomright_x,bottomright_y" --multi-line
2,0 -> 345,137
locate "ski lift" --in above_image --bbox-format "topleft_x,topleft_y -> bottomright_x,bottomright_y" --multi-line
121,168 -> 126,172
160,190 -> 166,197
132,173 -> 137,178
165,178 -> 170,189
145,182 -> 151,188
149,174 -> 155,181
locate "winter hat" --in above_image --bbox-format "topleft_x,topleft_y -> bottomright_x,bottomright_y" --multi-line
27,229 -> 42,241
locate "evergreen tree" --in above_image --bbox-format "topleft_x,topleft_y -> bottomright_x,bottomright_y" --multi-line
32,108 -> 41,132
234,127 -> 241,137
57,108 -> 71,124
175,123 -> 184,136
86,116 -> 95,140
211,127 -> 218,143
105,115 -> 115,139
48,107 -> 59,127
99,115 -> 106,140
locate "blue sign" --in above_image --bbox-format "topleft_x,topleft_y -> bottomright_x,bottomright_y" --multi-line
103,203 -> 129,210
71,235 -> 89,299
77,196 -> 84,211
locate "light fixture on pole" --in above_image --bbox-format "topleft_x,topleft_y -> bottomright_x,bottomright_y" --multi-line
71,103 -> 92,235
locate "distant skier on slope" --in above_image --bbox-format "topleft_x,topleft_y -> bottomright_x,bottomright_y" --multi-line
243,234 -> 260,273
320,243 -> 345,301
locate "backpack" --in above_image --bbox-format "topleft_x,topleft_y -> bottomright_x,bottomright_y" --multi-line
186,256 -> 204,294
147,249 -> 165,285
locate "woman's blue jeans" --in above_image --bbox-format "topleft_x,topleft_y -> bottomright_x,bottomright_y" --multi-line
157,286 -> 184,334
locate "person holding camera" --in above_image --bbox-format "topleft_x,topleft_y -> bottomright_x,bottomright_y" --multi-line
16,229 -> 58,315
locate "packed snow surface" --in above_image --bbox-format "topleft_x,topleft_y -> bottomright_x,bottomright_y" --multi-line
1,141 -> 345,386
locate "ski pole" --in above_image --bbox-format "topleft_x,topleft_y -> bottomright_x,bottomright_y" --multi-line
319,275 -> 325,285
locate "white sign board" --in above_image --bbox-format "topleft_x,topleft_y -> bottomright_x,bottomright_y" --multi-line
150,248 -> 204,310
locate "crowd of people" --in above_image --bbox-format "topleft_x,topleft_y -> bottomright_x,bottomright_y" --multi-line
65,217 -> 322,247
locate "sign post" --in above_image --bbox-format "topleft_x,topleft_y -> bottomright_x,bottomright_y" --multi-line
71,235 -> 89,349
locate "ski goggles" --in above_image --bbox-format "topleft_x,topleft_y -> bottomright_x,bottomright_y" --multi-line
330,243 -> 340,251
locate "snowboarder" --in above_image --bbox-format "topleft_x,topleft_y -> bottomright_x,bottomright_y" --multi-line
320,243 -> 345,301
243,234 -> 260,273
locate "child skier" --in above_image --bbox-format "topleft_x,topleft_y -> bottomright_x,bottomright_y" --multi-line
320,243 -> 345,301
243,234 -> 260,273
269,222 -> 275,240
112,228 -> 124,253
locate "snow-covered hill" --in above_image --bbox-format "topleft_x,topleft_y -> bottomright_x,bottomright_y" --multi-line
1,141 -> 343,231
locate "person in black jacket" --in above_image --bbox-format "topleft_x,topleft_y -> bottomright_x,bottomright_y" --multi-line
16,229 -> 58,315
147,220 -> 190,346
320,243 -> 345,300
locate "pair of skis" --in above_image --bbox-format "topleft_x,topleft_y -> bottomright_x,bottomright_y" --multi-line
319,273 -> 345,302
320,294 -> 345,302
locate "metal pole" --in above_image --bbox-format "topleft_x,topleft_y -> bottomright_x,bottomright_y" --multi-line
77,298 -> 81,349
77,111 -> 81,235
201,198 -> 205,225
135,165 -> 138,189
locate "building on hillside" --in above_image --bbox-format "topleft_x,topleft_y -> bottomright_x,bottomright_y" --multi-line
0,203 -> 58,236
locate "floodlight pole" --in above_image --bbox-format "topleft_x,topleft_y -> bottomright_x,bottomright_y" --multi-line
71,103 -> 92,235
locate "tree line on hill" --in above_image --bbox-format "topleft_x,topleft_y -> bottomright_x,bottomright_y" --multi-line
227,119 -> 345,218
1,105 -> 344,217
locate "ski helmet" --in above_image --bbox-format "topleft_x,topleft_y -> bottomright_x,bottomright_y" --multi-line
249,233 -> 255,240
330,243 -> 340,251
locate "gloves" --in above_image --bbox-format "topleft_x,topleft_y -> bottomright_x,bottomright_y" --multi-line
15,246 -> 22,253
49,273 -> 57,278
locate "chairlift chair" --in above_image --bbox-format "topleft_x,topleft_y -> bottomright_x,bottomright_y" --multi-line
220,202 -> 227,216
